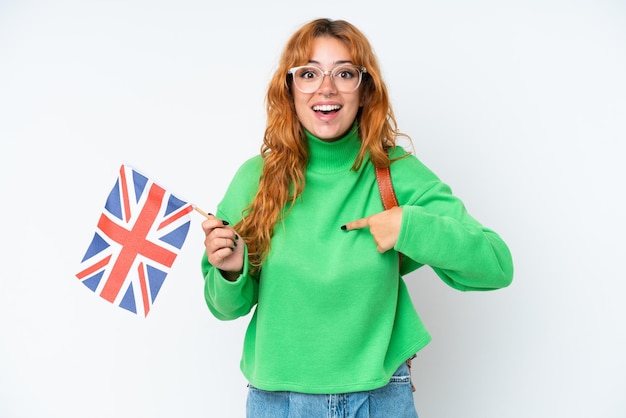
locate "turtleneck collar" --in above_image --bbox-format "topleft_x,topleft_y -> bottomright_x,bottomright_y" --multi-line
304,121 -> 362,173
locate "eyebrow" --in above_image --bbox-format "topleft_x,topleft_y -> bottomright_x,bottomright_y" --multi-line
307,59 -> 354,66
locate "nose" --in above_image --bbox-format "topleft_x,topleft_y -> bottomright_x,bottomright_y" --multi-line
318,71 -> 337,95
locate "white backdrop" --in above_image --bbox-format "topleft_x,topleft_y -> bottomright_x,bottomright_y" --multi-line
1,1 -> 625,417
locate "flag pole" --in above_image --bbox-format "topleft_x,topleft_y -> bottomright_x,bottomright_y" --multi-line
193,205 -> 213,219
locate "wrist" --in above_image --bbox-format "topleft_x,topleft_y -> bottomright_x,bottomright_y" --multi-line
219,269 -> 241,282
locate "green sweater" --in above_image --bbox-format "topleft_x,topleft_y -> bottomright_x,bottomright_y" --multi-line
202,124 -> 513,394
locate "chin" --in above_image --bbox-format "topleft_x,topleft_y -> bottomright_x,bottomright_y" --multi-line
313,126 -> 351,142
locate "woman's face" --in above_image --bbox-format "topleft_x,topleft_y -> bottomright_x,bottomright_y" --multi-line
292,36 -> 363,142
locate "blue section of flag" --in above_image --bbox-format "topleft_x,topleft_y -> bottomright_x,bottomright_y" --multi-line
132,169 -> 148,204
160,221 -> 190,249
165,194 -> 187,216
82,232 -> 110,262
105,179 -> 123,220
120,284 -> 136,313
83,271 -> 104,292
146,265 -> 167,302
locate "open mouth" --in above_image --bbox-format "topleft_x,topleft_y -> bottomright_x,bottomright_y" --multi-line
312,104 -> 342,115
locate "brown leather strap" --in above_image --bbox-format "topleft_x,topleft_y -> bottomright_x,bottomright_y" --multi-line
375,165 -> 399,210
375,163 -> 403,271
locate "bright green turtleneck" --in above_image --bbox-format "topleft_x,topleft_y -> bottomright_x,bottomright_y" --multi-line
304,122 -> 361,172
202,125 -> 513,394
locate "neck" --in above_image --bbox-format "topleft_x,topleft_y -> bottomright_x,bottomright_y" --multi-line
305,122 -> 361,173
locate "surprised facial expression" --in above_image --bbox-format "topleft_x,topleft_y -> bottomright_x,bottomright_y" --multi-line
292,36 -> 363,142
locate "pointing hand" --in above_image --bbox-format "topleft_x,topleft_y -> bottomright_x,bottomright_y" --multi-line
341,206 -> 403,253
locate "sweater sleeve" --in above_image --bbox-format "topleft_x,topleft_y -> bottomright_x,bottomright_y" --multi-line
391,153 -> 514,291
201,156 -> 263,320
202,247 -> 258,320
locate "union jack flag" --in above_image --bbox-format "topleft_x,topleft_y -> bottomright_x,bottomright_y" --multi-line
76,164 -> 193,317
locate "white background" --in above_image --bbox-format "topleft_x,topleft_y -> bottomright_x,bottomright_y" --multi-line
1,1 -> 625,417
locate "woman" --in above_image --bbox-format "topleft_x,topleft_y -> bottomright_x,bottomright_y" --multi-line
201,18 -> 513,417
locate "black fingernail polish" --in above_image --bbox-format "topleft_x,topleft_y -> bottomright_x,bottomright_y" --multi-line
340,225 -> 347,230
222,220 -> 230,225
234,241 -> 238,247
235,234 -> 239,240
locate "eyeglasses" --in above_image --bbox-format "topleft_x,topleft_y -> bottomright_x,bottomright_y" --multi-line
287,64 -> 367,93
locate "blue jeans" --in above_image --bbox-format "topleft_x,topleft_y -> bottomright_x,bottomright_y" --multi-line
246,361 -> 418,418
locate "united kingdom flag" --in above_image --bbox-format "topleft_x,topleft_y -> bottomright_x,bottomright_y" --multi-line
76,164 -> 193,317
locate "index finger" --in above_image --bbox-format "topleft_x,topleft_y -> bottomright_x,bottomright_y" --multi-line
341,217 -> 370,231
201,217 -> 223,234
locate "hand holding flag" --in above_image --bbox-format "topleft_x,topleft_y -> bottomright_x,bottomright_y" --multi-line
199,211 -> 244,281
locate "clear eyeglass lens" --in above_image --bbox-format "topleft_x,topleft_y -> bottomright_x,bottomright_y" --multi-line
291,65 -> 363,93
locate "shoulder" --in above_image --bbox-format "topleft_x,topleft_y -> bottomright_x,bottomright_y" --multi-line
388,146 -> 440,183
232,154 -> 264,180
228,154 -> 265,192
225,154 -> 264,191
218,154 -> 264,217
384,146 -> 448,205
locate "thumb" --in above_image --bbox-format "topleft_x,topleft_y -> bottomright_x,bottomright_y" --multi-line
341,216 -> 370,231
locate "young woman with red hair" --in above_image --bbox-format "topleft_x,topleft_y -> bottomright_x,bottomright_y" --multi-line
201,18 -> 513,418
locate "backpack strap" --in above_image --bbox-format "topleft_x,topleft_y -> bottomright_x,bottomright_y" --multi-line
374,162 -> 403,270
375,165 -> 399,210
